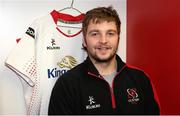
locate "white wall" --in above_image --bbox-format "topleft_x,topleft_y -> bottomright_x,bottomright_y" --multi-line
0,0 -> 126,114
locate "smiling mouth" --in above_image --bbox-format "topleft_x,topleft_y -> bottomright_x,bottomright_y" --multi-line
97,48 -> 109,50
97,46 -> 111,50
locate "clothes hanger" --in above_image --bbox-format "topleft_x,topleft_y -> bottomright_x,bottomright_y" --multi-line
58,0 -> 82,16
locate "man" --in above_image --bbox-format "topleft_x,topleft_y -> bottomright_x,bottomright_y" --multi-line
48,6 -> 160,114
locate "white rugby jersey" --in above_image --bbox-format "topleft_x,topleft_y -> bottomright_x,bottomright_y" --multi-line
5,10 -> 86,115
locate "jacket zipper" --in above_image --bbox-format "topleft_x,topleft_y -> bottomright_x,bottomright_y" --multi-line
87,65 -> 126,109
109,85 -> 116,109
88,72 -> 116,109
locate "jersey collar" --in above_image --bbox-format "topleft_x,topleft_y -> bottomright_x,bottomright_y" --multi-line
50,10 -> 85,24
50,10 -> 85,38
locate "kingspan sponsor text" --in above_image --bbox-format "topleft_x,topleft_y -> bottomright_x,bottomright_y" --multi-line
48,68 -> 68,78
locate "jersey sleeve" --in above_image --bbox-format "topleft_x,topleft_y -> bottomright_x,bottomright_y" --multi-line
5,22 -> 37,87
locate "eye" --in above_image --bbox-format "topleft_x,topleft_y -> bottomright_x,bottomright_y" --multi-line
107,32 -> 116,36
90,32 -> 99,37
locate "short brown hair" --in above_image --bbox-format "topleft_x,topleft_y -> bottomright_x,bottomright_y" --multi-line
82,6 -> 121,50
82,6 -> 121,37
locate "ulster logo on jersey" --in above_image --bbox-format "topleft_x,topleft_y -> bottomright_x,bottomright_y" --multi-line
127,88 -> 140,104
26,27 -> 35,39
47,39 -> 60,50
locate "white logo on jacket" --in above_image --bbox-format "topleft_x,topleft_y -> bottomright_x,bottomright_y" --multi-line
127,88 -> 140,104
88,96 -> 95,105
86,96 -> 101,110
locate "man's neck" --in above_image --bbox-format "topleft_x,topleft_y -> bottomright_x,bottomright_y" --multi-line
90,56 -> 117,76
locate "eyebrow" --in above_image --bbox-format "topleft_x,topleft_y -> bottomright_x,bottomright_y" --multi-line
88,29 -> 117,34
88,29 -> 99,34
107,29 -> 117,33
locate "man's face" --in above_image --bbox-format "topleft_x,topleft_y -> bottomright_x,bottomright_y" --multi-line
83,21 -> 119,62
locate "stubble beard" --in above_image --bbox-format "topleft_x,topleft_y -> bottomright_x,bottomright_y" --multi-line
89,48 -> 117,63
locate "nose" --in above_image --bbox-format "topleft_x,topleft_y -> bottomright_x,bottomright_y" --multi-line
99,35 -> 108,44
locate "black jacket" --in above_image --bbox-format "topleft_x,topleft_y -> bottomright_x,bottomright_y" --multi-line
48,55 -> 160,114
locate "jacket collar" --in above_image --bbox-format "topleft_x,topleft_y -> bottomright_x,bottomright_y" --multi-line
83,55 -> 126,75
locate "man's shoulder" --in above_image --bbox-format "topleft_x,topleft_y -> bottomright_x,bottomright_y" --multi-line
121,64 -> 154,90
125,64 -> 145,74
60,62 -> 85,80
124,64 -> 150,81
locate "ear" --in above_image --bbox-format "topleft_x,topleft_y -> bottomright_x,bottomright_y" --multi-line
82,38 -> 87,47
